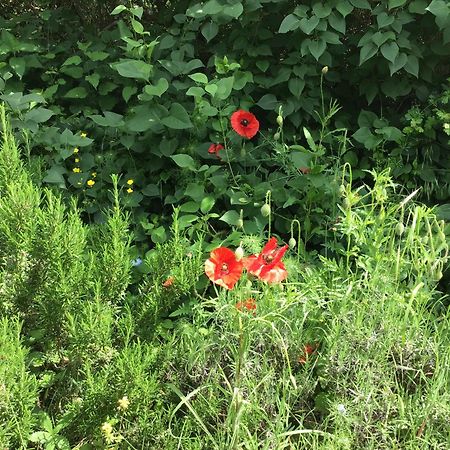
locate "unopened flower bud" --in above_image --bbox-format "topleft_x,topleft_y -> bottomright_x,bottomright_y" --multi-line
433,270 -> 443,281
339,184 -> 346,197
235,246 -> 244,261
322,66 -> 329,74
343,198 -> 350,209
261,203 -> 271,217
289,237 -> 296,249
276,115 -> 283,127
274,132 -> 280,141
236,218 -> 244,229
395,222 -> 405,236
444,123 -> 450,129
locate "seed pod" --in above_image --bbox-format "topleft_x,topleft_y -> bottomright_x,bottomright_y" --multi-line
289,237 -> 296,249
261,203 -> 271,217
321,66 -> 329,74
395,222 -> 405,236
276,115 -> 283,127
236,218 -> 244,229
274,132 -> 280,141
235,246 -> 244,261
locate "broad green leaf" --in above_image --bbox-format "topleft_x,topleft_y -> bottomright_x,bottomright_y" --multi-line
62,55 -> 82,66
328,12 -> 346,33
278,14 -> 301,33
130,6 -> 144,19
308,39 -> 326,60
201,22 -> 219,42
371,31 -> 390,47
288,78 -> 305,97
205,83 -> 218,97
350,0 -> 371,9
178,214 -> 199,229
111,5 -> 127,14
388,52 -> 408,75
426,0 -> 449,19
377,12 -> 395,28
144,78 -> 169,97
64,87 -> 87,99
257,94 -> 279,110
215,76 -> 234,100
180,202 -> 199,213
88,111 -> 124,127
353,126 -> 373,144
24,107 -> 54,123
111,59 -> 152,81
359,43 -> 378,65
161,103 -> 193,129
256,60 -> 270,72
220,210 -> 241,226
290,151 -> 313,168
336,0 -> 354,16
185,182 -> 205,201
409,0 -> 428,14
389,0 -> 407,9
233,71 -> 253,90
131,18 -> 144,34
43,166 -> 66,184
151,226 -> 167,244
299,16 -> 320,34
203,0 -> 222,14
312,3 -> 332,18
436,204 -> 450,220
404,54 -> 419,77
170,154 -> 196,170
303,127 -> 316,151
189,73 -> 208,84
85,73 -> 100,89
9,56 -> 25,78
380,41 -> 399,62
122,85 -> 137,102
85,51 -> 109,61
201,196 -> 215,214
186,86 -> 205,96
223,3 -> 244,18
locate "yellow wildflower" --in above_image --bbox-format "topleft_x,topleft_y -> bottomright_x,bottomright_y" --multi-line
91,172 -> 97,178
75,158 -> 80,163
126,188 -> 133,194
80,132 -> 87,138
73,148 -> 79,154
87,179 -> 95,187
101,422 -> 113,438
117,395 -> 130,411
73,167 -> 81,173
127,179 -> 134,185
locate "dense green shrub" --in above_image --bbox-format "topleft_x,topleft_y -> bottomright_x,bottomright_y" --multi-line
0,0 -> 448,251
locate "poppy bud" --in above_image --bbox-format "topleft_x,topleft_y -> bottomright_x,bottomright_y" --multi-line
235,246 -> 244,261
434,270 -> 443,281
274,132 -> 280,141
322,66 -> 329,74
395,222 -> 405,236
444,123 -> 450,130
276,115 -> 283,127
261,203 -> 271,217
236,218 -> 244,229
289,237 -> 296,249
339,184 -> 346,197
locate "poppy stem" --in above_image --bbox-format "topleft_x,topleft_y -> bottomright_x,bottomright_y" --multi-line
218,107 -> 240,188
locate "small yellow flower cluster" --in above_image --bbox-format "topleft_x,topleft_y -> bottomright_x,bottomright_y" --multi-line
100,421 -> 123,445
73,167 -> 81,173
126,179 -> 134,194
117,395 -> 130,411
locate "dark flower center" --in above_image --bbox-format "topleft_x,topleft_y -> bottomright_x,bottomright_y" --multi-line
221,262 -> 229,273
263,254 -> 274,264
240,119 -> 249,127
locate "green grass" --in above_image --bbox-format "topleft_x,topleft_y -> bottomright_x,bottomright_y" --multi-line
0,104 -> 449,449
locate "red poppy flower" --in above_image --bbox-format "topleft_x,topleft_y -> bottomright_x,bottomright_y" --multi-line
298,343 -> 318,364
163,276 -> 174,288
231,110 -> 260,139
243,237 -> 288,283
208,143 -> 224,158
205,247 -> 243,290
236,298 -> 257,313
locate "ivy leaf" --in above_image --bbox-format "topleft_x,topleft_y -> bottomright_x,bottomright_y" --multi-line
161,103 -> 193,129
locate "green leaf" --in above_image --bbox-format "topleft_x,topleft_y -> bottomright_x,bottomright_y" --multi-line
436,204 -> 450,220
404,54 -> 419,77
328,12 -> 346,33
308,40 -> 326,60
257,94 -> 279,110
144,78 -> 169,97
151,226 -> 167,244
299,16 -> 320,34
350,0 -> 371,9
288,78 -> 305,97
161,103 -> 193,129
220,210 -> 241,226
9,56 -> 25,78
111,59 -> 152,81
223,3 -> 244,18
24,107 -> 54,123
389,0 -> 407,9
359,43 -> 378,65
205,83 -> 218,97
303,127 -> 316,151
85,51 -> 109,61
178,214 -> 199,229
85,73 -> 100,89
201,22 -> 219,42
389,52 -> 408,75
122,85 -> 137,102
170,154 -> 196,170
180,202 -> 199,213
62,55 -> 82,66
131,18 -> 144,34
380,41 -> 399,63
189,73 -> 208,84
336,0 -> 354,16
377,12 -> 395,28
64,87 -> 87,99
426,0 -> 449,19
201,196 -> 215,214
111,5 -> 127,14
278,14 -> 301,33
216,76 -> 234,100
88,111 -> 124,127
371,31 -> 390,47
186,86 -> 205,96
353,126 -> 373,144
312,3 -> 332,18
43,166 -> 66,185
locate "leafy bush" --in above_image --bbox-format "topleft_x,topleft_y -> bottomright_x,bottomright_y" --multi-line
0,0 -> 448,250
